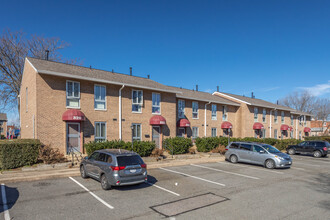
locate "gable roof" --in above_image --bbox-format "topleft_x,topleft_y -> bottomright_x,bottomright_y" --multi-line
26,57 -> 182,94
0,113 -> 7,121
167,87 -> 240,106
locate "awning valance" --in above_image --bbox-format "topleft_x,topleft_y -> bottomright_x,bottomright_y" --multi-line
221,121 -> 233,129
177,119 -> 190,127
150,115 -> 166,125
304,127 -> 311,132
62,109 -> 86,121
253,122 -> 264,130
280,124 -> 289,131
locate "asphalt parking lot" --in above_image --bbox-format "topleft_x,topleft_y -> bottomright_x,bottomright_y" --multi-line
1,155 -> 329,220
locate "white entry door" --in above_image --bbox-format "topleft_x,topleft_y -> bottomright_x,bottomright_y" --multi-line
67,123 -> 80,154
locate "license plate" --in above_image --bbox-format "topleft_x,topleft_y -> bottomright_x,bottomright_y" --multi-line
130,169 -> 136,173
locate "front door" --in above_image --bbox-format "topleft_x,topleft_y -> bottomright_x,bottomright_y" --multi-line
67,123 -> 80,154
152,126 -> 161,148
178,128 -> 185,137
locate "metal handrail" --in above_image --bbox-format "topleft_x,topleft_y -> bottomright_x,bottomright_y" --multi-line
68,147 -> 83,166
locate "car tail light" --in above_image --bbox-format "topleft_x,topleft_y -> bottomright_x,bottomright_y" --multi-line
110,166 -> 126,171
225,149 -> 228,151
141,164 -> 147,169
323,147 -> 327,151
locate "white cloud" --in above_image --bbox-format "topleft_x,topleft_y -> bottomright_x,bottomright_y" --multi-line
204,88 -> 213,93
299,80 -> 330,96
260,87 -> 280,92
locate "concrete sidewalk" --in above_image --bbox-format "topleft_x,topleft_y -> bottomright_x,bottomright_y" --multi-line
0,154 -> 225,184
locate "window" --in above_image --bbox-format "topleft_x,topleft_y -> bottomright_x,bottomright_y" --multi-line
274,129 -> 278,139
132,124 -> 141,141
291,115 -> 293,126
132,90 -> 143,112
290,130 -> 293,138
252,145 -> 264,153
229,143 -> 239,149
89,152 -> 100,160
178,100 -> 185,118
222,106 -> 228,121
95,122 -> 106,142
94,85 -> 106,110
274,111 -> 278,123
192,102 -> 198,119
299,116 -> 302,125
299,131 -> 302,140
281,111 -> 285,124
254,107 -> 258,122
262,128 -> 266,138
211,128 -> 217,137
211,104 -> 217,120
152,93 -> 161,114
192,127 -> 198,139
304,115 -> 307,126
66,81 -> 80,108
262,109 -> 266,123
26,87 -> 28,112
240,144 -> 252,151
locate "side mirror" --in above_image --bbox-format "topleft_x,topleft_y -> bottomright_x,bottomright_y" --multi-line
84,156 -> 89,160
259,150 -> 265,154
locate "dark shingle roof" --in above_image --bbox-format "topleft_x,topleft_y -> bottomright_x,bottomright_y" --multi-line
0,113 -> 7,121
27,57 -> 181,94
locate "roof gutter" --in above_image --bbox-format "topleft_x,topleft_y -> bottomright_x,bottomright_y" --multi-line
212,92 -> 251,105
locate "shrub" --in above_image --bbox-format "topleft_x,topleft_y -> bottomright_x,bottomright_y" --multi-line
151,148 -> 164,157
84,140 -> 155,157
163,137 -> 192,155
39,145 -> 67,164
0,135 -> 5,139
211,145 -> 227,154
304,136 -> 330,142
0,139 -> 41,170
195,137 -> 221,152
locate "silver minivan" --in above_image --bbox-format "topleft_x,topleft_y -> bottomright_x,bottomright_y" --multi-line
225,142 -> 292,169
80,149 -> 148,190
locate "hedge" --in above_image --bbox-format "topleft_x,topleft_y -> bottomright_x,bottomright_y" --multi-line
163,137 -> 192,155
195,137 -> 302,152
0,139 -> 41,170
304,136 -> 330,142
84,140 -> 156,157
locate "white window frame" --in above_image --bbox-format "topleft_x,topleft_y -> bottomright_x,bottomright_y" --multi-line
211,104 -> 217,120
132,90 -> 143,113
262,108 -> 266,123
94,84 -> 106,110
291,115 -> 294,126
132,123 -> 142,141
274,110 -> 278,123
66,80 -> 80,109
304,115 -> 307,126
281,111 -> 285,124
95,122 -> 106,142
211,128 -> 217,137
222,106 -> 228,121
192,127 -> 199,139
192,101 -> 199,119
274,129 -> 278,139
178,99 -> 185,119
262,128 -> 266,138
254,107 -> 258,122
152,92 -> 161,114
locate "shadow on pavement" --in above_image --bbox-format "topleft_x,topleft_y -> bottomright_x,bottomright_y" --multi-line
0,185 -> 19,213
113,175 -> 157,191
309,173 -> 330,210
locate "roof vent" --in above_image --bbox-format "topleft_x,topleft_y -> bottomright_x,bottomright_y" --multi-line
45,50 -> 49,60
147,75 -> 150,79
251,92 -> 255,99
217,86 -> 219,92
90,65 -> 92,69
196,85 -> 198,91
130,67 -> 132,76
112,69 -> 114,73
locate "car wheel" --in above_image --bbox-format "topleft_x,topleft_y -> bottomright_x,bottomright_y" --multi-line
313,150 -> 322,158
100,174 -> 111,190
265,159 -> 275,169
230,155 -> 238,163
80,165 -> 88,179
288,148 -> 296,155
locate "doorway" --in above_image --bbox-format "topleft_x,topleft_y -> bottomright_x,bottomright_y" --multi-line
152,126 -> 160,148
67,122 -> 80,154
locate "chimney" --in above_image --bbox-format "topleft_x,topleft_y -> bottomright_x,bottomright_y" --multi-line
112,69 -> 114,73
251,92 -> 254,98
147,75 -> 150,79
217,86 -> 219,92
90,65 -> 92,69
130,67 -> 132,76
45,50 -> 49,60
196,85 -> 198,91
277,100 -> 279,105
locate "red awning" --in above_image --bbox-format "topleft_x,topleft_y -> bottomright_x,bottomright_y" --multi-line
150,115 -> 166,125
280,124 -> 289,131
221,121 -> 233,129
304,127 -> 311,132
177,119 -> 190,127
253,122 -> 264,130
62,109 -> 86,121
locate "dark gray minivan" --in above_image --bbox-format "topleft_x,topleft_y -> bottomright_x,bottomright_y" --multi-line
80,149 -> 147,190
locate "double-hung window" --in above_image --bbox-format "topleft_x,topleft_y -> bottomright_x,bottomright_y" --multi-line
304,115 -> 307,126
274,129 -> 278,139
94,85 -> 106,110
178,100 -> 185,118
262,109 -> 266,123
274,111 -> 278,123
211,128 -> 217,137
192,102 -> 198,119
254,107 -> 258,122
222,106 -> 228,121
281,111 -> 285,124
66,81 -> 80,108
152,93 -> 161,114
291,115 -> 293,126
211,104 -> 217,120
192,127 -> 198,139
132,90 -> 143,113
132,124 -> 141,141
95,122 -> 106,142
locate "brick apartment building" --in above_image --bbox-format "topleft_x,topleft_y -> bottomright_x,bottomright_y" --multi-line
19,57 -> 311,154
0,113 -> 7,139
311,120 -> 330,136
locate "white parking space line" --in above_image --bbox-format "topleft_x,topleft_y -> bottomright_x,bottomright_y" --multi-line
146,182 -> 180,196
191,164 -> 260,180
291,157 -> 330,165
69,177 -> 114,209
217,162 -> 284,174
1,183 -> 11,220
159,167 -> 225,187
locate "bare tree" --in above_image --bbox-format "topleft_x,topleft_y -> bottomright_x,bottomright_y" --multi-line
279,90 -> 316,115
314,98 -> 330,121
0,29 -> 78,111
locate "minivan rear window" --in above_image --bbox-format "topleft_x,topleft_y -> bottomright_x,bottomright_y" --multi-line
117,155 -> 144,166
229,143 -> 239,149
240,144 -> 251,151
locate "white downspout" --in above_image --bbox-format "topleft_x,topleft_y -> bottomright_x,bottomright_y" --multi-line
119,85 -> 125,140
269,109 -> 275,138
204,102 -> 211,137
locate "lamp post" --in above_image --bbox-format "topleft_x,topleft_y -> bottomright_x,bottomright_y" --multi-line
131,125 -> 134,152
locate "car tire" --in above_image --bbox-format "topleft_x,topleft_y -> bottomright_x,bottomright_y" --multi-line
100,174 -> 112,190
288,148 -> 296,155
230,155 -> 238,163
80,165 -> 88,179
265,159 -> 275,169
313,150 -> 322,158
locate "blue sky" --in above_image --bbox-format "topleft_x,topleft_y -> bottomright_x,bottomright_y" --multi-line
1,0 -> 330,124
